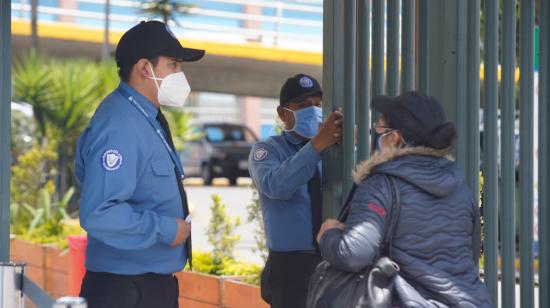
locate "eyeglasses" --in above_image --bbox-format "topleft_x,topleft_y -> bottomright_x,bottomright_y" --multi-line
370,123 -> 395,135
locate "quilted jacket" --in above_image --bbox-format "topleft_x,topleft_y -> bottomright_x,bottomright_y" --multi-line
319,146 -> 492,308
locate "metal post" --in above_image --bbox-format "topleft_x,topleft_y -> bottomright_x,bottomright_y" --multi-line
0,262 -> 25,308
519,1 -> 535,306
466,0 -> 480,205
342,0 -> 356,194
482,0 -> 499,303
418,0 -> 429,94
538,0 -> 550,306
0,0 -> 12,263
501,0 -> 517,306
401,0 -> 414,92
101,0 -> 111,62
455,0 -> 467,174
322,0 -> 345,218
387,0 -> 400,96
372,0 -> 385,97
356,0 -> 371,163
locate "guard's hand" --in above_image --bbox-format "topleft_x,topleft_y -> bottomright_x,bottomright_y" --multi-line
311,108 -> 343,152
171,218 -> 191,247
316,218 -> 345,244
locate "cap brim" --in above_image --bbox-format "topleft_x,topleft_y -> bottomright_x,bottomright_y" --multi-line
283,90 -> 323,106
163,46 -> 205,62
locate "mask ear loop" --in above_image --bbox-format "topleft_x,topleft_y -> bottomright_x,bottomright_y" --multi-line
147,62 -> 163,91
282,107 -> 297,131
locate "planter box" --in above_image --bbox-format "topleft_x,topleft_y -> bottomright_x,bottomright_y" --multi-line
223,279 -> 269,308
10,239 -> 267,308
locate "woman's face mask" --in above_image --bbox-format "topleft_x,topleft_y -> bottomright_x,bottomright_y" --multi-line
147,62 -> 191,108
284,106 -> 323,139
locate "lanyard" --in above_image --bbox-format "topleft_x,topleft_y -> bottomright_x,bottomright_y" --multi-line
118,87 -> 185,179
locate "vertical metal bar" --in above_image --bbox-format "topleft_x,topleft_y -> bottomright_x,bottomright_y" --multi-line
401,0 -> 414,92
0,0 -> 12,262
322,0 -> 345,218
456,0 -> 467,175
482,0 -> 499,303
519,1 -> 535,306
418,0 -> 429,94
466,0 -> 480,208
501,0 -> 517,306
357,0 -> 371,163
372,0 -> 385,97
538,0 -> 550,306
101,0 -> 111,62
342,0 -> 356,194
387,0 -> 400,96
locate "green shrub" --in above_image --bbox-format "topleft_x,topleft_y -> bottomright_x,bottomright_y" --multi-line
207,194 -> 241,262
190,250 -> 262,286
14,187 -> 85,249
246,187 -> 268,262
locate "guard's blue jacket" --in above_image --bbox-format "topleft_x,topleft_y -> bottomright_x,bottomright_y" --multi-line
75,82 -> 186,275
248,131 -> 321,252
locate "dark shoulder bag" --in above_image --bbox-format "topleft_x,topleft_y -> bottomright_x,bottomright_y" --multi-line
306,175 -> 401,308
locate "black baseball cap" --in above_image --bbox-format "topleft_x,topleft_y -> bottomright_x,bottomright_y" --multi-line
115,20 -> 205,68
371,91 -> 448,147
280,74 -> 322,106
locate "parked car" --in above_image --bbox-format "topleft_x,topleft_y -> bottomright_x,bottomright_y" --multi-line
179,123 -> 258,185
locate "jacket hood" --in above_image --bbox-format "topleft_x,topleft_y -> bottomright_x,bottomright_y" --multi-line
352,146 -> 462,198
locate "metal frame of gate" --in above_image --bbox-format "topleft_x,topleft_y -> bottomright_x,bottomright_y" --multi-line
1,0 -> 549,307
322,1 -> 549,307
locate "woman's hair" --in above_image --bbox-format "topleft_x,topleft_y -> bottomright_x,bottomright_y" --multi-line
426,122 -> 456,149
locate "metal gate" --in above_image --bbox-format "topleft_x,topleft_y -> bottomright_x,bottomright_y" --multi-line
322,1 -> 549,307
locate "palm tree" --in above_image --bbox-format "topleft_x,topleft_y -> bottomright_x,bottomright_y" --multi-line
140,0 -> 193,26
163,108 -> 201,151
46,59 -> 102,198
12,50 -> 52,139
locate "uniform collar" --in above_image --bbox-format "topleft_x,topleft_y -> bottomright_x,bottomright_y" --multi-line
283,131 -> 307,145
119,82 -> 159,118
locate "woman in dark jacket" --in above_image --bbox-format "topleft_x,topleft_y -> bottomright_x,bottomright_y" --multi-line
316,92 -> 492,307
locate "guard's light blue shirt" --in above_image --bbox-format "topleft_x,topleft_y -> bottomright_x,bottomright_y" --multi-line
248,131 -> 321,251
75,82 -> 187,275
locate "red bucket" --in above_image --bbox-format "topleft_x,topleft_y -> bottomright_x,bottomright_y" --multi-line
67,235 -> 87,296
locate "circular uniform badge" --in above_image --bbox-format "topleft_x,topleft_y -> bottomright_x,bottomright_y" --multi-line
299,76 -> 314,88
102,149 -> 123,171
253,148 -> 268,161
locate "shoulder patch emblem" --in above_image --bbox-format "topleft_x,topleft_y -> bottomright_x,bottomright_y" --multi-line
368,203 -> 386,217
254,148 -> 268,161
102,149 -> 123,171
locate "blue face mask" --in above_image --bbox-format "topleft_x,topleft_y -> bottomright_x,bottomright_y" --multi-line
285,106 -> 323,139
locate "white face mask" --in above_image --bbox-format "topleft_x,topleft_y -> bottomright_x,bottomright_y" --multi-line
147,63 -> 191,107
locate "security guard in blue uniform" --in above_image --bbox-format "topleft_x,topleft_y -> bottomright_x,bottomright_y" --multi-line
249,74 -> 343,308
75,21 -> 204,308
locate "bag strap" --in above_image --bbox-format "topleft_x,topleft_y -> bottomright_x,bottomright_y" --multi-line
380,175 -> 400,258
337,184 -> 359,222
336,175 -> 401,258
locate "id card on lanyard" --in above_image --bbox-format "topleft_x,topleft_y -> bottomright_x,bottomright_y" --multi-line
117,87 -> 186,179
